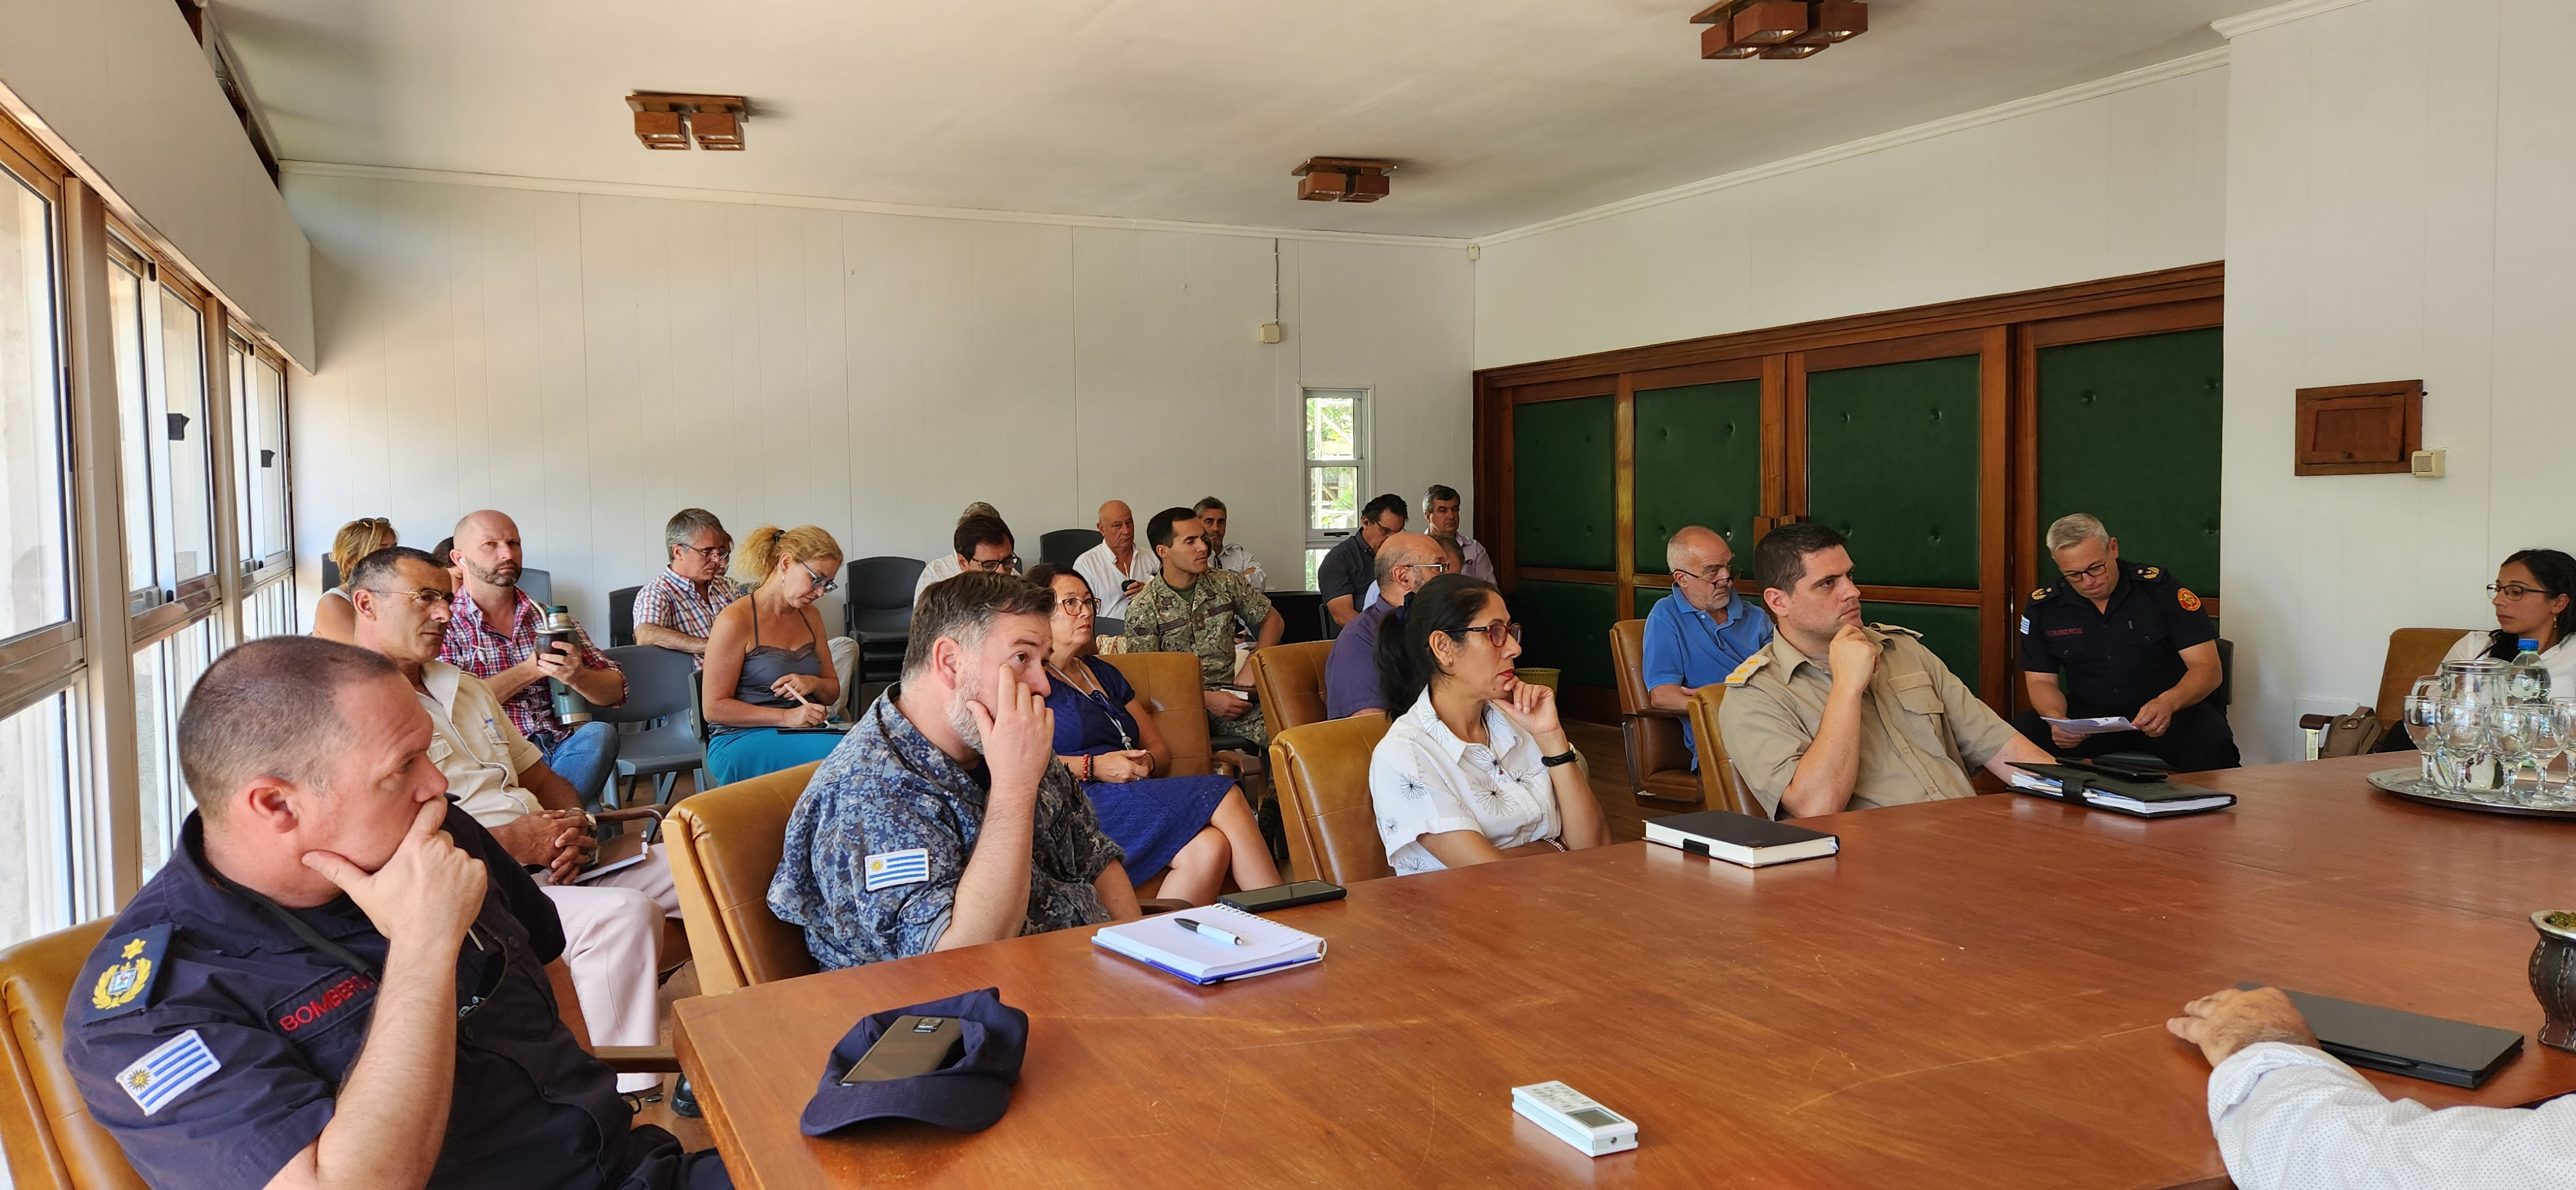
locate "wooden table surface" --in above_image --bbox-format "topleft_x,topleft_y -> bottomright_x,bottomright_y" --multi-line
674,754 -> 2576,1189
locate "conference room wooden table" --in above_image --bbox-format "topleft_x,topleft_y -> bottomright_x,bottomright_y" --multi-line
672,753 -> 2576,1188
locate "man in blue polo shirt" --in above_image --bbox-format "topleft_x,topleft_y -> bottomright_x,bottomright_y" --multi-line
1643,525 -> 1773,760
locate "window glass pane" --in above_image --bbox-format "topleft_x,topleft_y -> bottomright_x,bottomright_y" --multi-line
135,618 -> 218,878
1305,394 -> 1357,460
0,690 -> 81,947
243,575 -> 297,640
1309,465 -> 1358,533
252,354 -> 287,560
159,286 -> 213,583
1305,548 -> 1327,593
109,260 -> 157,595
0,169 -> 71,640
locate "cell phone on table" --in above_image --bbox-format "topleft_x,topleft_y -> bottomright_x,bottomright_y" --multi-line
1218,880 -> 1347,913
838,1014 -> 964,1084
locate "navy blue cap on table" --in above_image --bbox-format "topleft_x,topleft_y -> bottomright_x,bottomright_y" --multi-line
800,987 -> 1028,1135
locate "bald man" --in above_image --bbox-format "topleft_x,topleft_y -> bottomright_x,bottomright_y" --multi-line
1075,500 -> 1155,627
1324,533 -> 1446,719
439,511 -> 627,808
1643,525 -> 1773,759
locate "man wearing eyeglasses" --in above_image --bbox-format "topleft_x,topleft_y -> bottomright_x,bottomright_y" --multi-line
632,508 -> 739,663
1643,526 -> 1775,761
1323,532 -> 1446,719
2013,513 -> 2237,773
62,636 -> 728,1190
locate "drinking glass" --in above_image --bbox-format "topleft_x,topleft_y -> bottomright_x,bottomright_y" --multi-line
2527,704 -> 2571,806
2552,701 -> 2576,804
2402,694 -> 2443,784
2492,705 -> 2539,804
2439,697 -> 2494,792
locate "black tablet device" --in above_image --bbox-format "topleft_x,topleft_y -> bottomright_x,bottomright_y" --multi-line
2242,984 -> 2526,1088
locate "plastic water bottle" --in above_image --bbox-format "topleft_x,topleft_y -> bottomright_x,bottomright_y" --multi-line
2510,638 -> 2552,704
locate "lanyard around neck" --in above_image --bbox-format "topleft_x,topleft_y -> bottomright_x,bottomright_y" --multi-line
206,868 -> 380,979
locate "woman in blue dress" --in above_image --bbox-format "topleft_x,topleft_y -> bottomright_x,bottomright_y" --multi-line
1027,564 -> 1281,904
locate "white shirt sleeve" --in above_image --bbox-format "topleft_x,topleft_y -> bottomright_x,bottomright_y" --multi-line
1368,734 -> 1484,874
2208,1042 -> 2576,1190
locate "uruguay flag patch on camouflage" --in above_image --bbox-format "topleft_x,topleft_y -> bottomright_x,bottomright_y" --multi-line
86,923 -> 172,1023
864,848 -> 931,892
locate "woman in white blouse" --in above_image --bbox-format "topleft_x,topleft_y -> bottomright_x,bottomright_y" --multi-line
2443,549 -> 2576,690
1367,574 -> 1608,874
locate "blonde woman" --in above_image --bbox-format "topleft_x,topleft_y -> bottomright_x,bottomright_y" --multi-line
310,516 -> 397,643
701,524 -> 847,786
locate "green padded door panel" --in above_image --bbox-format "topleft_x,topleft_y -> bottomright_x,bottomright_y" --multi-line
1806,355 -> 1982,589
1633,381 -> 1763,567
1634,584 -> 1669,621
1512,580 -> 1618,689
2036,328 -> 2222,594
1860,601 -> 1981,692
1512,396 -> 1615,572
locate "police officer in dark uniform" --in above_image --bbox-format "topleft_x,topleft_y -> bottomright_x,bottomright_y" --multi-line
61,636 -> 728,1190
2014,514 -> 2239,772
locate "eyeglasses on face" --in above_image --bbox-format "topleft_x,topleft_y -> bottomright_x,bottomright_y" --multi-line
1452,620 -> 1524,646
968,555 -> 1021,573
1395,561 -> 1450,576
1672,564 -> 1732,585
1056,596 -> 1103,615
2061,560 -> 2113,583
365,587 -> 452,610
2491,583 -> 2559,600
677,542 -> 730,563
797,560 -> 839,594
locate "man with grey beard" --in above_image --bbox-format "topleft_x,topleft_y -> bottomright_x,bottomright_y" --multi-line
766,571 -> 1142,970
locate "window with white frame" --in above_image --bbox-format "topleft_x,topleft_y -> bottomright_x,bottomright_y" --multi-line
1302,388 -> 1367,590
107,243 -> 218,613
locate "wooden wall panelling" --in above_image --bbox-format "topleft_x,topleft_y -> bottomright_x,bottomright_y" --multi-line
1759,353 -> 1787,535
1976,325 -> 2011,708
1783,352 -> 1809,522
2025,297 -> 2223,349
1613,373 -> 1636,619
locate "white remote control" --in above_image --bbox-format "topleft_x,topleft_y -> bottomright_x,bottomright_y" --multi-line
1511,1081 -> 1638,1157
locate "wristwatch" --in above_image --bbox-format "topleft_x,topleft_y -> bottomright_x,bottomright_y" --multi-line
1540,749 -> 1580,768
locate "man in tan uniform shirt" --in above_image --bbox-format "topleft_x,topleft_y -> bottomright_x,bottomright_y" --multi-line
1717,523 -> 2051,818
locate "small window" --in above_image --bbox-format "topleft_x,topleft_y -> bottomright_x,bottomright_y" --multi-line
1302,388 -> 1368,590
108,250 -> 217,612
0,165 -> 71,643
229,338 -> 289,571
134,617 -> 220,878
0,689 -> 86,947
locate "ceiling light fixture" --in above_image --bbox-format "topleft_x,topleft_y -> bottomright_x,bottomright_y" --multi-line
1293,158 -> 1397,203
625,93 -> 750,151
1692,0 -> 1866,60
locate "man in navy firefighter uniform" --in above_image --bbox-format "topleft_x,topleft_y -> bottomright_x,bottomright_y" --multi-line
2014,514 -> 2239,773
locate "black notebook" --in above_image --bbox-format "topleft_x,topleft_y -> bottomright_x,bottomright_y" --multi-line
1643,811 -> 1838,868
2007,763 -> 2235,818
2239,984 -> 2526,1088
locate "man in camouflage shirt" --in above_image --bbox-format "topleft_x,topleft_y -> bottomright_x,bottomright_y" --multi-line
1120,507 -> 1285,746
768,573 -> 1138,970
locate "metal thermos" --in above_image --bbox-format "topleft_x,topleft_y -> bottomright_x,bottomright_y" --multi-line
537,604 -> 596,725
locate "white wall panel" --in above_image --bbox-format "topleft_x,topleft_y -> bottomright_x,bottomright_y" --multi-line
285,175 -> 1471,635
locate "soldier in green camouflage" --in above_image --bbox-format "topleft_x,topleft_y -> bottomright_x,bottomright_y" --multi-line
1120,506 -> 1285,746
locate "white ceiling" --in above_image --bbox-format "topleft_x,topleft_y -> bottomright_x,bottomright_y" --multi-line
209,0 -> 2262,240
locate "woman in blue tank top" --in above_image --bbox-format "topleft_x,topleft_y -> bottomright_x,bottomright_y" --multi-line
701,524 -> 846,787
1026,564 -> 1281,905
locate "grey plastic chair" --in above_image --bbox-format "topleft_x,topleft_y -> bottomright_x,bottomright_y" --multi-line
843,556 -> 925,683
599,645 -> 705,806
519,567 -> 553,607
1038,529 -> 1102,569
609,585 -> 641,647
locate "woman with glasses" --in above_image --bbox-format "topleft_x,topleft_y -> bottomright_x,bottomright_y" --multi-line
1025,565 -> 1280,905
2444,549 -> 2576,689
701,524 -> 846,786
1368,574 -> 1607,874
311,516 -> 398,643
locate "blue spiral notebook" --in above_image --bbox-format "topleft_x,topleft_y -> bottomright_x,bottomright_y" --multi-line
1091,903 -> 1325,986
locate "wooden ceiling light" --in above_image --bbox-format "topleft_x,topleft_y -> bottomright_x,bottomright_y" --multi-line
1293,158 -> 1397,203
626,93 -> 750,151
1692,0 -> 1867,60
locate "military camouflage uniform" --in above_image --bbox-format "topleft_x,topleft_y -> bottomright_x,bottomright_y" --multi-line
1120,568 -> 1275,746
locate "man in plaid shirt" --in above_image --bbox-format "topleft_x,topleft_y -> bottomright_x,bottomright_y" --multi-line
440,510 -> 628,808
632,507 -> 740,663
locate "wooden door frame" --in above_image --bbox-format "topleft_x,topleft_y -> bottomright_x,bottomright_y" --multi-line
1473,261 -> 2223,717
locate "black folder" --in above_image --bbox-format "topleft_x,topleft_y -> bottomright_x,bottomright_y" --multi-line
2239,984 -> 2526,1088
2010,763 -> 2236,818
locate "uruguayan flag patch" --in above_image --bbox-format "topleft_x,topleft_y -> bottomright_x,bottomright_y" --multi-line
117,1030 -> 220,1116
864,848 -> 931,892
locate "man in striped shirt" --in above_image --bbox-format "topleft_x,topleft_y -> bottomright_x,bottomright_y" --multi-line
440,511 -> 627,809
631,507 -> 740,663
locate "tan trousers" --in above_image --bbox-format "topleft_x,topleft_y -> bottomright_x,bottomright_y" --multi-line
540,847 -> 681,1093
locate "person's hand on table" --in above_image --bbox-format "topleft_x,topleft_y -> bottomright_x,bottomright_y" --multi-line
2132,694 -> 2179,738
2167,986 -> 2316,1066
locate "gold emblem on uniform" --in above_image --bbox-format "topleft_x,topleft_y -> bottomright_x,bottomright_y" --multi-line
2139,567 -> 2162,580
1723,654 -> 1772,687
2031,587 -> 2053,602
93,938 -> 153,1012
2176,587 -> 2201,612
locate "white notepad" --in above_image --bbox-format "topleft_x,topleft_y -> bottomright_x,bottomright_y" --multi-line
1091,902 -> 1325,985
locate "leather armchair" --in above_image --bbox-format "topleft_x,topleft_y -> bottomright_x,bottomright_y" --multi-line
1101,652 -> 1231,779
665,760 -> 826,996
0,920 -> 142,1190
1684,685 -> 1762,817
1609,619 -> 1701,809
1268,715 -> 1395,886
1249,640 -> 1332,734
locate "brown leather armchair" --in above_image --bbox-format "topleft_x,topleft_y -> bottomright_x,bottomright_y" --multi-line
1268,715 -> 1395,885
1249,639 -> 1332,733
2295,627 -> 2478,750
0,920 -> 142,1190
1684,685 -> 1762,817
1102,652 -> 1232,778
665,760 -> 826,996
1609,619 -> 1701,809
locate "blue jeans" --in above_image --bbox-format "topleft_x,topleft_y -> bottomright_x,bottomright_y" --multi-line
542,721 -> 621,809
